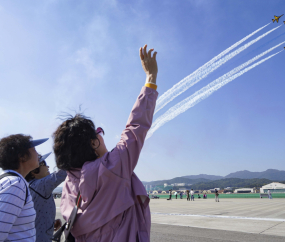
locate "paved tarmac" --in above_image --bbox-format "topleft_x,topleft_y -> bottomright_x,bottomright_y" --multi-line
150,223 -> 285,242
150,198 -> 285,237
55,198 -> 285,241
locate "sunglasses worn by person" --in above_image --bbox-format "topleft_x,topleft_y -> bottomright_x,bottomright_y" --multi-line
39,160 -> 47,167
32,155 -> 47,174
96,127 -> 105,137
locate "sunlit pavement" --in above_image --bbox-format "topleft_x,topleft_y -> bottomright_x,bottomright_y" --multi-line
55,198 -> 285,241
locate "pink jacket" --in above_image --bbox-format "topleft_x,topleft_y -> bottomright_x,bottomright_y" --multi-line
60,86 -> 158,241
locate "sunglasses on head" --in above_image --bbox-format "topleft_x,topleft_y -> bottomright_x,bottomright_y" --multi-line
96,127 -> 105,136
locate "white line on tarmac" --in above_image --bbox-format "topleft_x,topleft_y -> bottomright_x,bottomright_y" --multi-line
56,207 -> 285,223
151,212 -> 285,222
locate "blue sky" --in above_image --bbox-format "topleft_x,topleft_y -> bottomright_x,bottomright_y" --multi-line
0,0 -> 284,181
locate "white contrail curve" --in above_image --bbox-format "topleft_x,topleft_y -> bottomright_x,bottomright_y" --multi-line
155,23 -> 280,114
147,49 -> 283,139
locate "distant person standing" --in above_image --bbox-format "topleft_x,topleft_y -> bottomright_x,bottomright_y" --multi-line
167,189 -> 172,200
215,189 -> 219,202
180,192 -> 183,199
268,189 -> 272,199
174,191 -> 178,199
186,190 -> 190,201
190,189 -> 194,201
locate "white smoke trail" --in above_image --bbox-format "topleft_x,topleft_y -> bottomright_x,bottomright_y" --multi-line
155,24 -> 280,114
147,49 -> 283,139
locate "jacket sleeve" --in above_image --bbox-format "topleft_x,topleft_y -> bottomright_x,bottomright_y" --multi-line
103,86 -> 158,179
29,170 -> 67,198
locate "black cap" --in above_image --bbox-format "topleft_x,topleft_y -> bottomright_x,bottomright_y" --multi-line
29,138 -> 49,148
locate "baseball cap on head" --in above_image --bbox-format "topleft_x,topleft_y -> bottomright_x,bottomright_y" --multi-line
29,138 -> 49,148
39,152 -> 52,162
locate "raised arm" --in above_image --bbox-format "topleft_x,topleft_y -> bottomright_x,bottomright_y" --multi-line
29,169 -> 67,198
140,44 -> 158,86
104,45 -> 158,179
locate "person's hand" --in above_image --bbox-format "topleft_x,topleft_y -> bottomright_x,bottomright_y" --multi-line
54,219 -> 62,231
140,44 -> 158,84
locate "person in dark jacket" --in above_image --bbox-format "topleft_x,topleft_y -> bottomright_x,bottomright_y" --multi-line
26,153 -> 67,242
167,189 -> 172,200
215,189 -> 219,202
186,190 -> 190,201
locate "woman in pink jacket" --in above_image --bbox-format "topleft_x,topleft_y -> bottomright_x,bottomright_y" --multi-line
53,45 -> 158,242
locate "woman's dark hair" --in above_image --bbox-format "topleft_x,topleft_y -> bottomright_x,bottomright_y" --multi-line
53,114 -> 99,170
0,134 -> 32,170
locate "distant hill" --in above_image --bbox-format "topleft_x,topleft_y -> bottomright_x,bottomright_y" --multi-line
190,178 -> 272,190
225,169 -> 285,181
142,177 -> 211,186
182,174 -> 223,180
141,169 -> 285,190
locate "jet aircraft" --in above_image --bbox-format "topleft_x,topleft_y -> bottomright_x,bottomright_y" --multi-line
272,14 -> 284,23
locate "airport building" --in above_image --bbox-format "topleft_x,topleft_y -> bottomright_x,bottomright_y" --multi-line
173,183 -> 186,186
260,182 -> 285,193
234,188 -> 256,193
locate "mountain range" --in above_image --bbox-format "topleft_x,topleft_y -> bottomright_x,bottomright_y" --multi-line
143,169 -> 285,187
142,177 -> 211,186
183,169 -> 285,181
225,169 -> 285,181
189,178 -> 273,190
182,174 -> 223,180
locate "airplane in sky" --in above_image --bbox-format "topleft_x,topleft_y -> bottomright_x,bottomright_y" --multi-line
272,14 -> 284,23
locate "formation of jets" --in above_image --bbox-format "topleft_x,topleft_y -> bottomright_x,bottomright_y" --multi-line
271,15 -> 285,50
272,14 -> 284,23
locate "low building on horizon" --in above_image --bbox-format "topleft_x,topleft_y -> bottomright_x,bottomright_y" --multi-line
234,188 -> 256,193
173,183 -> 186,186
260,182 -> 285,193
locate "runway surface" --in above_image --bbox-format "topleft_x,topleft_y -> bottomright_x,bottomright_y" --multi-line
150,223 -> 285,242
55,198 -> 285,241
